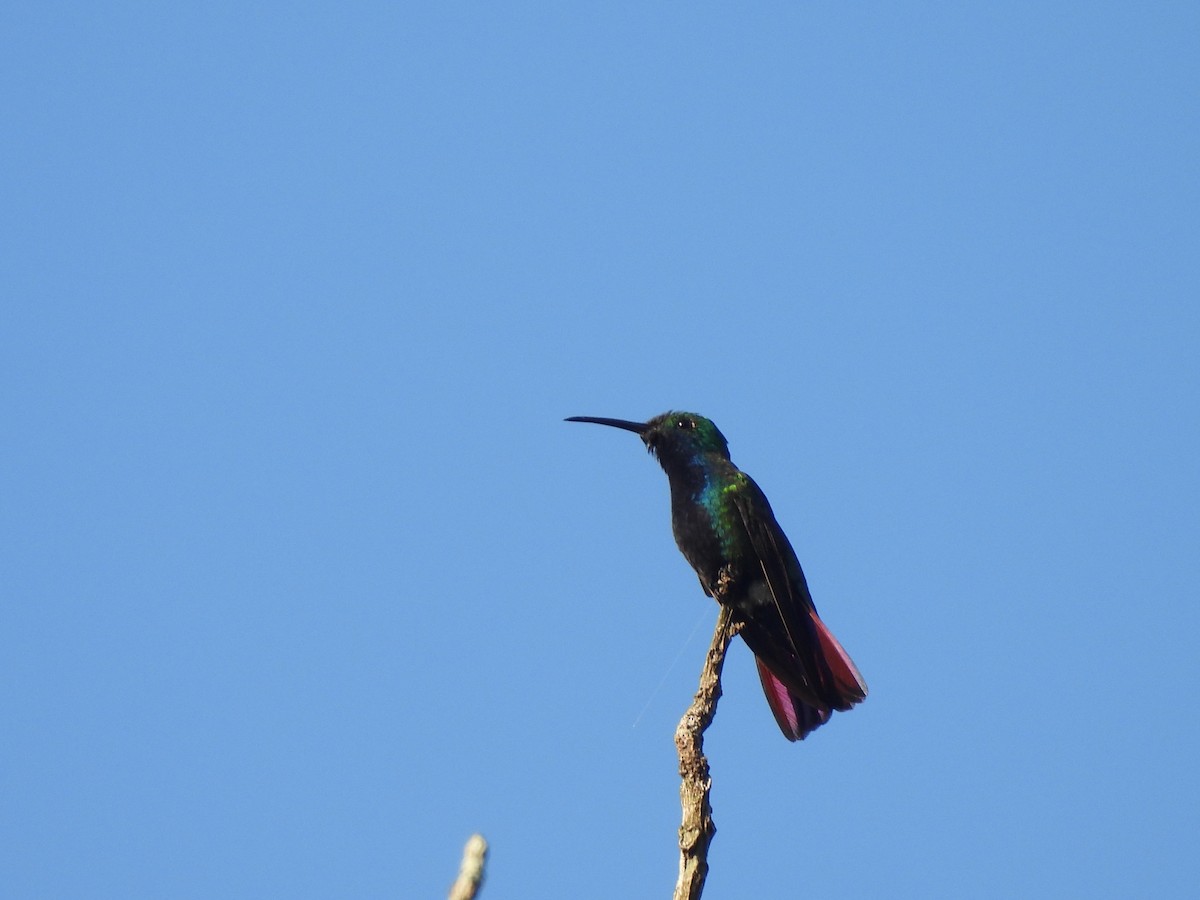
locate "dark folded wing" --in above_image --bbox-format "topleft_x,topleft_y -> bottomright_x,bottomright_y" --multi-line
730,475 -> 866,711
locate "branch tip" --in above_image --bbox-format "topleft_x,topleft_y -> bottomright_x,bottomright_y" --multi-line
448,833 -> 488,900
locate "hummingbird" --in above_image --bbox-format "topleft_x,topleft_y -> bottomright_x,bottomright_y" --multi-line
566,411 -> 867,740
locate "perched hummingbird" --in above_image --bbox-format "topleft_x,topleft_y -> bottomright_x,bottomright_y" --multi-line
566,411 -> 867,740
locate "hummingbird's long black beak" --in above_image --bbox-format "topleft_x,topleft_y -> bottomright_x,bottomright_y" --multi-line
564,416 -> 648,434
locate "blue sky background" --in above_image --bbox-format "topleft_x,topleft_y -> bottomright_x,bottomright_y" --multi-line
3,3 -> 1198,897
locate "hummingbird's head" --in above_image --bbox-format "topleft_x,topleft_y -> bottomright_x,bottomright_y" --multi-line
641,411 -> 730,463
565,411 -> 730,465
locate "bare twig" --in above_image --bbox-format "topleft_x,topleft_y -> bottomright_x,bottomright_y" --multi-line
448,833 -> 488,900
673,590 -> 740,900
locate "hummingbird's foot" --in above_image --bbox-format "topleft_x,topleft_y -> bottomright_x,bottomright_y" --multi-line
714,564 -> 735,601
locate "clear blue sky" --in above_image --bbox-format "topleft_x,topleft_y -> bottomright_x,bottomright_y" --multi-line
3,4 -> 1197,897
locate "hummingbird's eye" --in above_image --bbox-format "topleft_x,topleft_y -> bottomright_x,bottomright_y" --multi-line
677,418 -> 694,429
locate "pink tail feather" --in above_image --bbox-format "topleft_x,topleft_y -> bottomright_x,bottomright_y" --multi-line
809,610 -> 868,704
756,658 -> 831,741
